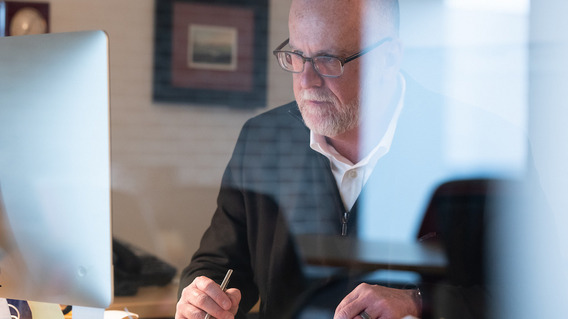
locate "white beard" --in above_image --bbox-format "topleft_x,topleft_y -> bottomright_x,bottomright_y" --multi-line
297,90 -> 360,137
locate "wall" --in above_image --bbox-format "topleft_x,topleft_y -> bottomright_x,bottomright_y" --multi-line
43,0 -> 294,269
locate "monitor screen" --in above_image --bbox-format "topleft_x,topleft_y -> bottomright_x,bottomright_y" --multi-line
0,30 -> 112,309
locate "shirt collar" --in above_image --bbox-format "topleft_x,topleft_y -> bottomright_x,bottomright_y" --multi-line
310,73 -> 407,168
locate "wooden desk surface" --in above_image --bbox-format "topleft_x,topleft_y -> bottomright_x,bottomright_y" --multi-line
296,235 -> 447,275
109,236 -> 446,318
108,282 -> 178,319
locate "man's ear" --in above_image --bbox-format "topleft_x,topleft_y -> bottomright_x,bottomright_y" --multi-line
386,39 -> 403,68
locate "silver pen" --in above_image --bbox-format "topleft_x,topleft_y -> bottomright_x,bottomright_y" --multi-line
204,269 -> 234,319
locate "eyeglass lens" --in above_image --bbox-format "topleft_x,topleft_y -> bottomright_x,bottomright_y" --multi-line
277,51 -> 343,77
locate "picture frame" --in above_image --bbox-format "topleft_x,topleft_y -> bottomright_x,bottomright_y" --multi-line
0,1 -> 50,37
153,0 -> 268,109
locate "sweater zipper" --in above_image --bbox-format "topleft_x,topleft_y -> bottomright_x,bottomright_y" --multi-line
341,211 -> 350,236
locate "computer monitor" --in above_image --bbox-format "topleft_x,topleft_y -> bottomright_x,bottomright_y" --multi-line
0,30 -> 113,310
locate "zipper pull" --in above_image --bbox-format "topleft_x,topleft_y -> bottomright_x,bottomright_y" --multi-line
341,211 -> 350,236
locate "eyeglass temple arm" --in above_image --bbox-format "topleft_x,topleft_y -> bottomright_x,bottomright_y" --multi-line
343,37 -> 393,64
273,38 -> 290,54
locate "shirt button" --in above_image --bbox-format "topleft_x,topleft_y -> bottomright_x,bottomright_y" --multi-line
349,170 -> 358,178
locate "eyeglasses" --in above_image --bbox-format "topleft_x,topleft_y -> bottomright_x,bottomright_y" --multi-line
272,37 -> 393,78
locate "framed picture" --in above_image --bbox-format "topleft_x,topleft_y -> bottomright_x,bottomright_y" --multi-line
0,1 -> 50,36
153,0 -> 268,109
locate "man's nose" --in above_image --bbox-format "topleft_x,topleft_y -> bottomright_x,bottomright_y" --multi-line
298,60 -> 323,88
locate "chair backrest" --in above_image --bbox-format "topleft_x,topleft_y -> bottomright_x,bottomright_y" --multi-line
418,178 -> 502,286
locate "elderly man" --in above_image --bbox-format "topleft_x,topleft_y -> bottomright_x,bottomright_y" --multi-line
175,0 -> 516,318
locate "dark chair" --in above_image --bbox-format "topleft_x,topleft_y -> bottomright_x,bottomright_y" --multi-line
417,178 -> 510,319
418,178 -> 503,286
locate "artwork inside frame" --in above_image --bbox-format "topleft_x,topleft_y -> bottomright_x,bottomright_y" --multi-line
188,24 -> 238,71
153,0 -> 268,109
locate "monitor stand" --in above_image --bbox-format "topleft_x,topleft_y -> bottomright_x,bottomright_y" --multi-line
0,298 -> 9,319
73,306 -> 105,319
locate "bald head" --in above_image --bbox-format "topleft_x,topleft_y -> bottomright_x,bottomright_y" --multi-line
289,0 -> 399,43
365,0 -> 400,37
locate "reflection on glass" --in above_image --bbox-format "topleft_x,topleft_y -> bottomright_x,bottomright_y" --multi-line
179,0 -> 534,318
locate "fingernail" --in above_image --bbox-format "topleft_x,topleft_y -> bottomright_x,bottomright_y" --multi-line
222,300 -> 231,310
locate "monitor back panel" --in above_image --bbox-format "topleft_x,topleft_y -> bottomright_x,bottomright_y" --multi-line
0,30 -> 113,308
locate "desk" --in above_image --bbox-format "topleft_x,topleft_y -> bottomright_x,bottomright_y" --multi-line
108,236 -> 446,318
108,281 -> 260,319
108,282 -> 178,319
296,235 -> 447,275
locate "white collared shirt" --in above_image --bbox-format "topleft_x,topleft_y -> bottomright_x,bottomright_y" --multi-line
310,74 -> 406,211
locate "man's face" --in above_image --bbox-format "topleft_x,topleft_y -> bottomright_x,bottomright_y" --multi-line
288,0 -> 364,138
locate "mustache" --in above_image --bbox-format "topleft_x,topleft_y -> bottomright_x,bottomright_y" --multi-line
299,91 -> 336,103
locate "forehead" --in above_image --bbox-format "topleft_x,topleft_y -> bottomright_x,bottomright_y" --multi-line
288,0 -> 363,52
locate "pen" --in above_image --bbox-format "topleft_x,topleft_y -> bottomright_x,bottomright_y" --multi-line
204,269 -> 233,319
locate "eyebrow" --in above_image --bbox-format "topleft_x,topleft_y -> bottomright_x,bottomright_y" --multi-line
288,43 -> 350,57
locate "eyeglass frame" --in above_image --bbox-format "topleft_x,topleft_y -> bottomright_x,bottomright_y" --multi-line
272,37 -> 393,78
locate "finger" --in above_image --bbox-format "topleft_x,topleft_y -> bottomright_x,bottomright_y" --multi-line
175,295 -> 206,319
178,277 -> 233,319
335,304 -> 369,319
194,276 -> 233,311
334,284 -> 375,319
225,288 -> 242,315
335,297 -> 364,319
335,286 -> 362,313
334,285 -> 366,319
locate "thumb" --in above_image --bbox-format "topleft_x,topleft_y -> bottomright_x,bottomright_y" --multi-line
225,288 -> 241,315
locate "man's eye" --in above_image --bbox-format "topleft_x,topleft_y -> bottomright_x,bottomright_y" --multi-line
284,53 -> 294,64
316,56 -> 339,65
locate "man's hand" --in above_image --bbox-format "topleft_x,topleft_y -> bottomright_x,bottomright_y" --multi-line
175,276 -> 241,319
333,283 -> 421,319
